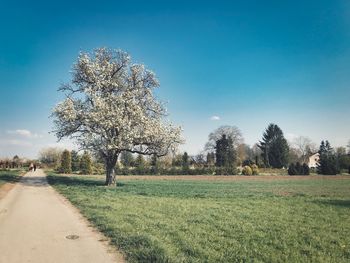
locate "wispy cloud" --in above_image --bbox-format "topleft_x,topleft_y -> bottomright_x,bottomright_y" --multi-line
7,129 -> 42,138
0,139 -> 32,147
210,115 -> 220,121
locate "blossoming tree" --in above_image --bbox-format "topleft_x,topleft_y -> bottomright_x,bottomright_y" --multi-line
52,48 -> 182,185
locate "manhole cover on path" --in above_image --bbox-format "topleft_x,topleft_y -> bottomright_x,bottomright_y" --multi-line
66,234 -> 79,240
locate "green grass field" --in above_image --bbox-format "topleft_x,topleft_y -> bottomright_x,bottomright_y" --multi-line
47,173 -> 350,263
0,170 -> 23,187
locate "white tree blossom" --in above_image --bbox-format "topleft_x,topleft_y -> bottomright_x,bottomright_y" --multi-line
52,48 -> 182,185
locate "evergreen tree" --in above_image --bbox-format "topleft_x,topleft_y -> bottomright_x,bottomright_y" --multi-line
71,150 -> 80,172
295,162 -> 302,174
150,154 -> 160,174
215,134 -> 237,168
135,154 -> 146,174
182,152 -> 190,173
317,140 -> 338,175
258,124 -> 289,168
302,163 -> 310,175
120,151 -> 134,168
59,149 -> 72,174
80,151 -> 92,175
288,163 -> 297,175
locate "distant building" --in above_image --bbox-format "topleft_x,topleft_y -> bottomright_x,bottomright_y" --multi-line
308,153 -> 319,168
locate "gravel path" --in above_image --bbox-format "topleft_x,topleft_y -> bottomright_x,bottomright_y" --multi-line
0,169 -> 124,263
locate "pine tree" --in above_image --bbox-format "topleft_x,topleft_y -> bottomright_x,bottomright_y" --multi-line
71,150 -> 80,172
182,152 -> 190,173
302,163 -> 310,175
150,154 -> 160,174
317,140 -> 338,175
135,154 -> 146,174
80,151 -> 92,175
288,163 -> 297,175
59,149 -> 72,174
295,162 -> 302,175
258,124 -> 289,168
215,135 -> 237,168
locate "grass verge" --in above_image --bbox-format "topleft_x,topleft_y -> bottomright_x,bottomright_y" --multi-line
47,173 -> 350,263
0,170 -> 23,187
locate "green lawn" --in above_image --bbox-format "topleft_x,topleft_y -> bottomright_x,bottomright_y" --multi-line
0,170 -> 23,187
47,173 -> 350,263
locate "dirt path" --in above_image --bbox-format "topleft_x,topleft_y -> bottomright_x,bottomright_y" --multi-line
0,169 -> 124,263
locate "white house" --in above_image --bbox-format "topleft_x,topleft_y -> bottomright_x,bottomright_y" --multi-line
308,153 -> 319,168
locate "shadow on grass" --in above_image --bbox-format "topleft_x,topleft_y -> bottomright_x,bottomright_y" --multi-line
314,199 -> 350,208
47,174 -> 126,188
0,173 -> 22,184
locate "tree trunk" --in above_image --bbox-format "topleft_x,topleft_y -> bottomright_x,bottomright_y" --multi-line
105,154 -> 118,186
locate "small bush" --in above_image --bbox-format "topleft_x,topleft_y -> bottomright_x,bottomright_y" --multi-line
288,162 -> 309,176
302,163 -> 310,175
251,164 -> 259,175
242,166 -> 253,176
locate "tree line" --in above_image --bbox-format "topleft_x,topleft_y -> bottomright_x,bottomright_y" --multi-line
50,47 -> 350,185
42,123 -> 350,176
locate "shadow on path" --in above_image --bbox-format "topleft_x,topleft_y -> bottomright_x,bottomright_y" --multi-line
19,175 -> 48,187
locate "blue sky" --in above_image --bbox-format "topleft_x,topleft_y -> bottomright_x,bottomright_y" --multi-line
0,0 -> 349,158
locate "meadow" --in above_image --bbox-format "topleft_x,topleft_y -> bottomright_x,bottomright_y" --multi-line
47,173 -> 350,263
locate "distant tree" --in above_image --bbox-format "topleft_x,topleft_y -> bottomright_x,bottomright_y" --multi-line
39,147 -> 62,168
59,150 -> 72,174
242,159 -> 254,167
206,152 -> 215,166
71,150 -> 80,172
258,124 -> 289,168
288,163 -> 297,175
193,153 -> 206,167
52,48 -> 182,185
205,125 -> 243,152
251,144 -> 263,166
293,136 -> 317,163
288,147 -> 301,164
120,151 -> 134,168
150,154 -> 160,174
215,135 -> 236,168
12,155 -> 20,168
317,140 -> 338,175
135,154 -> 146,174
182,152 -> 190,172
237,144 -> 250,165
302,163 -> 310,175
335,147 -> 350,170
288,162 -> 309,175
171,154 -> 183,167
80,151 -> 92,175
295,162 -> 302,175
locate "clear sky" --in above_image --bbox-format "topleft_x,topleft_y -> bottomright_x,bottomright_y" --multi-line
0,0 -> 349,158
